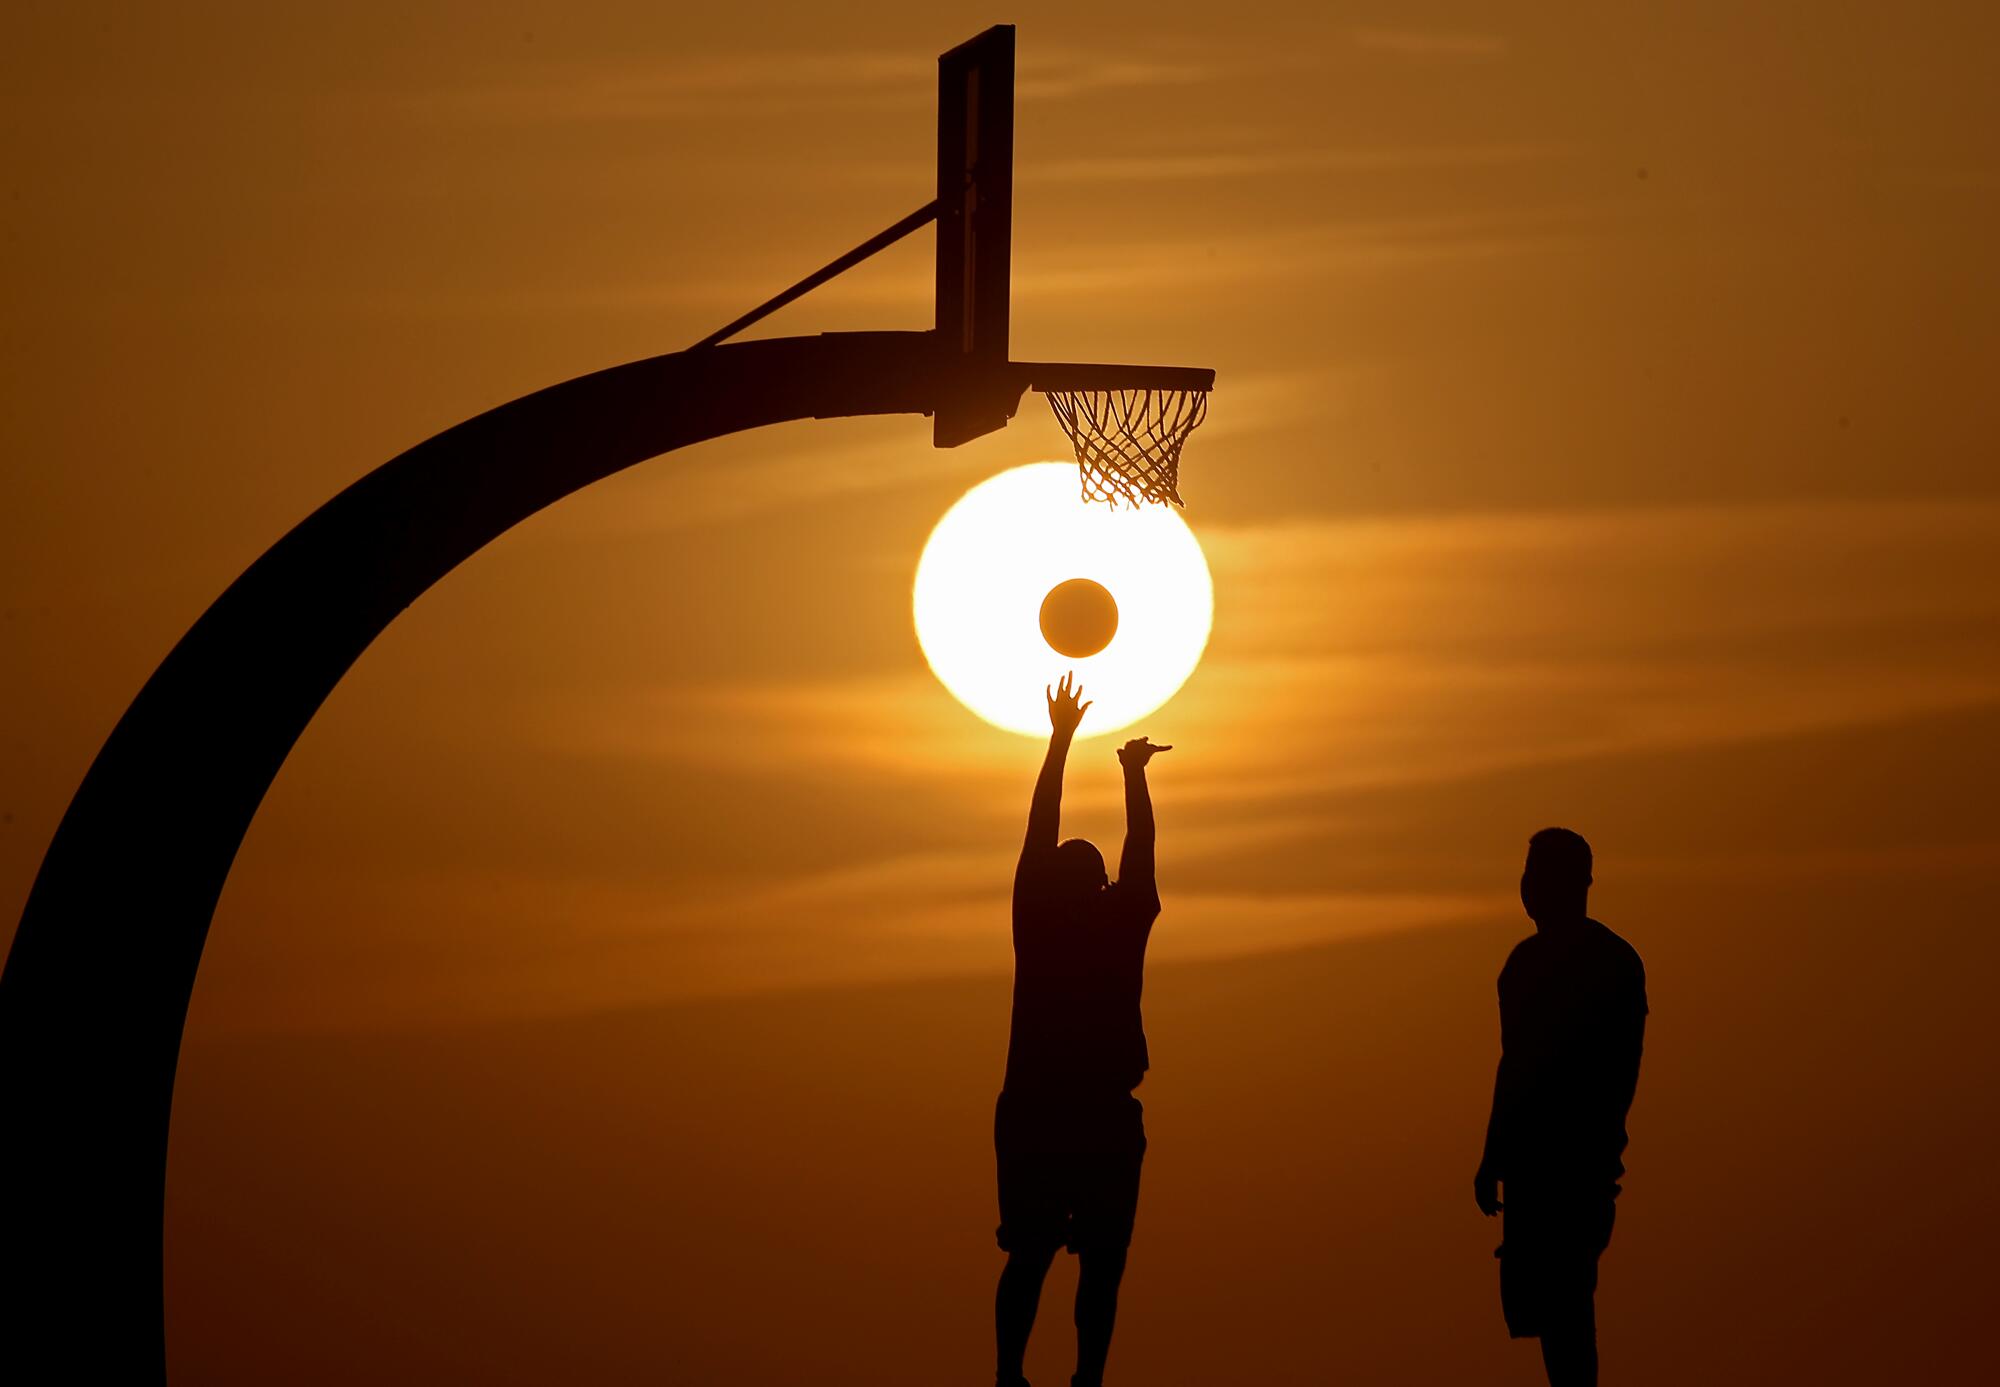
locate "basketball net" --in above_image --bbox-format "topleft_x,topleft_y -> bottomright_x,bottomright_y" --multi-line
1044,387 -> 1208,508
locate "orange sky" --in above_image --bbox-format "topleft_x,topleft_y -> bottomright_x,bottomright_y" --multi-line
3,3 -> 1998,1381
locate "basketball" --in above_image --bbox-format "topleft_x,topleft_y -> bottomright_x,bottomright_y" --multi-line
1040,578 -> 1120,657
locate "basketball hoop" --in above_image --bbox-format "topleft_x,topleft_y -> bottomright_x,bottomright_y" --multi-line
1044,385 -> 1208,508
692,25 -> 1216,507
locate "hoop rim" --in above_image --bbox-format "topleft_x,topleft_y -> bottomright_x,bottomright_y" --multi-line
1011,360 -> 1215,394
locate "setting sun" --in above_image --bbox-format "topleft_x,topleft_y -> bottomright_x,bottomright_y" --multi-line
912,463 -> 1214,737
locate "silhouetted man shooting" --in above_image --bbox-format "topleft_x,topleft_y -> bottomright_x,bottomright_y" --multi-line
994,673 -> 1169,1387
1475,828 -> 1648,1387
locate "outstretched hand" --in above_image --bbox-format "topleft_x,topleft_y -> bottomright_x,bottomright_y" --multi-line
1118,737 -> 1173,769
1047,672 -> 1092,738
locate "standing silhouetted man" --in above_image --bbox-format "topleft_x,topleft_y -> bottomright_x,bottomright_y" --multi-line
1475,828 -> 1647,1387
994,672 -> 1169,1387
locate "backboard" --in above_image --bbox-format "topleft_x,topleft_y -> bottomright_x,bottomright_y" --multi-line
933,25 -> 1016,447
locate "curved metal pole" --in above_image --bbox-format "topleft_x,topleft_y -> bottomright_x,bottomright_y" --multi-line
0,330 -> 942,1380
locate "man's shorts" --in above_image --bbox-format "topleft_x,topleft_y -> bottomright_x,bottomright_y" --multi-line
994,1091 -> 1146,1256
1496,1188 -> 1617,1339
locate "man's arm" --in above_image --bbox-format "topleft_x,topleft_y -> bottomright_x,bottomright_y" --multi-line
1022,674 -> 1091,872
1608,960 -> 1648,1121
1474,971 -> 1516,1216
1474,1053 -> 1513,1215
1115,737 -> 1172,896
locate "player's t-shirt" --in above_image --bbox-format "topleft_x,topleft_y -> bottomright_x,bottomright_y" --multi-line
1492,918 -> 1648,1188
1003,869 -> 1160,1101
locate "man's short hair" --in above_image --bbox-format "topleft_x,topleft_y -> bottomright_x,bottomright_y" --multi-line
1526,827 -> 1593,883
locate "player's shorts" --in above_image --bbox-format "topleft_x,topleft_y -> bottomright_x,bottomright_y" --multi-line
1495,1188 -> 1617,1339
994,1091 -> 1146,1256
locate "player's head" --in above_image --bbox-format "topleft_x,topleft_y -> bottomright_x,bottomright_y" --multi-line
1054,838 -> 1109,899
1521,827 -> 1592,923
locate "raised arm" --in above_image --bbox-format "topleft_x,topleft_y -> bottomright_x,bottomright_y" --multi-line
1022,674 -> 1091,869
1116,737 -> 1172,895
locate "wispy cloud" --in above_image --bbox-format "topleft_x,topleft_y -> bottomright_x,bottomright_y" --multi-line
1022,142 -> 1565,185
370,46 -> 1224,127
1001,202 -> 1622,303
1015,53 -> 1213,101
1352,28 -> 1511,60
1157,503 -> 2000,818
371,52 -> 931,124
